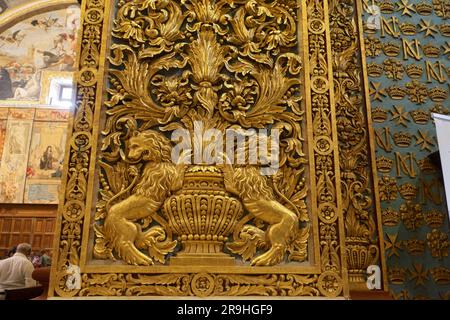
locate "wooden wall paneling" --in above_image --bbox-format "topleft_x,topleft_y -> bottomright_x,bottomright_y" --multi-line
0,204 -> 57,256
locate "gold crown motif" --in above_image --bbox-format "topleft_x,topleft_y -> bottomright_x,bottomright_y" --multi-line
410,109 -> 430,124
372,106 -> 388,122
393,131 -> 412,147
404,239 -> 426,256
377,156 -> 394,173
389,266 -> 407,284
367,63 -> 383,77
439,24 -> 450,36
417,157 -> 436,173
425,210 -> 445,228
382,208 -> 400,226
422,44 -> 440,58
400,23 -> 417,35
429,87 -> 448,102
399,182 -> 417,200
406,64 -> 424,79
387,85 -> 406,100
379,0 -> 395,13
415,2 -> 434,15
383,42 -> 401,57
430,104 -> 449,115
430,267 -> 450,285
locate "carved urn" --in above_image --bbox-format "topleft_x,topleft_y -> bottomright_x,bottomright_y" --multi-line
162,165 -> 243,266
345,237 -> 379,287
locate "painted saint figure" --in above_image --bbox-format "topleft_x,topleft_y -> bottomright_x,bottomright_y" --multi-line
39,146 -> 55,170
0,67 -> 13,99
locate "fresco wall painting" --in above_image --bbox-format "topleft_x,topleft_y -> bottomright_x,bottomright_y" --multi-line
24,120 -> 67,204
0,1 -> 33,15
0,108 -> 34,203
0,107 -> 69,204
0,7 -> 80,103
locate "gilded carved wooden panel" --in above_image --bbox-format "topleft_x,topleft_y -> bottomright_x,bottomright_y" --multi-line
49,0 -> 385,298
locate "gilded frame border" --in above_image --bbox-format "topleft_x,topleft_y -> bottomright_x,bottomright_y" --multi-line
49,0 -> 350,298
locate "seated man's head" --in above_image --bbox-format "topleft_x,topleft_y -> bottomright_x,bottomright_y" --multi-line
16,243 -> 32,256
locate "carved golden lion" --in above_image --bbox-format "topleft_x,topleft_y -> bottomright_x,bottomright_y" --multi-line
222,164 -> 307,266
103,130 -> 184,265
102,129 -> 307,266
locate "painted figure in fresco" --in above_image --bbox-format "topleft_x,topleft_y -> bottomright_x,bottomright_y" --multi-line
40,146 -> 56,170
0,0 -> 7,14
30,17 -> 62,32
0,67 -> 13,99
39,50 -> 62,67
0,30 -> 25,47
51,161 -> 63,178
8,134 -> 23,154
65,5 -> 80,31
13,70 -> 41,99
36,33 -> 75,71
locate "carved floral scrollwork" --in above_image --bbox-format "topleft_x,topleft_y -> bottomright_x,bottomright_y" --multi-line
94,0 -> 309,268
328,0 -> 381,288
78,272 -> 325,297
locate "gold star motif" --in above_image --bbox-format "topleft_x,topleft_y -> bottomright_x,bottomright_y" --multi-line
418,19 -> 438,38
440,291 -> 450,300
442,42 -> 450,57
415,130 -> 435,151
397,0 -> 416,17
409,264 -> 428,287
390,105 -> 410,127
369,82 -> 387,101
385,232 -> 402,258
364,0 -> 377,14
400,290 -> 410,300
392,290 -> 410,300
362,0 -> 371,12
391,291 -> 401,300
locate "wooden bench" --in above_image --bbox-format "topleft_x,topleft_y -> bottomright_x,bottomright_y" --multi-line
4,286 -> 44,300
2,266 -> 51,300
